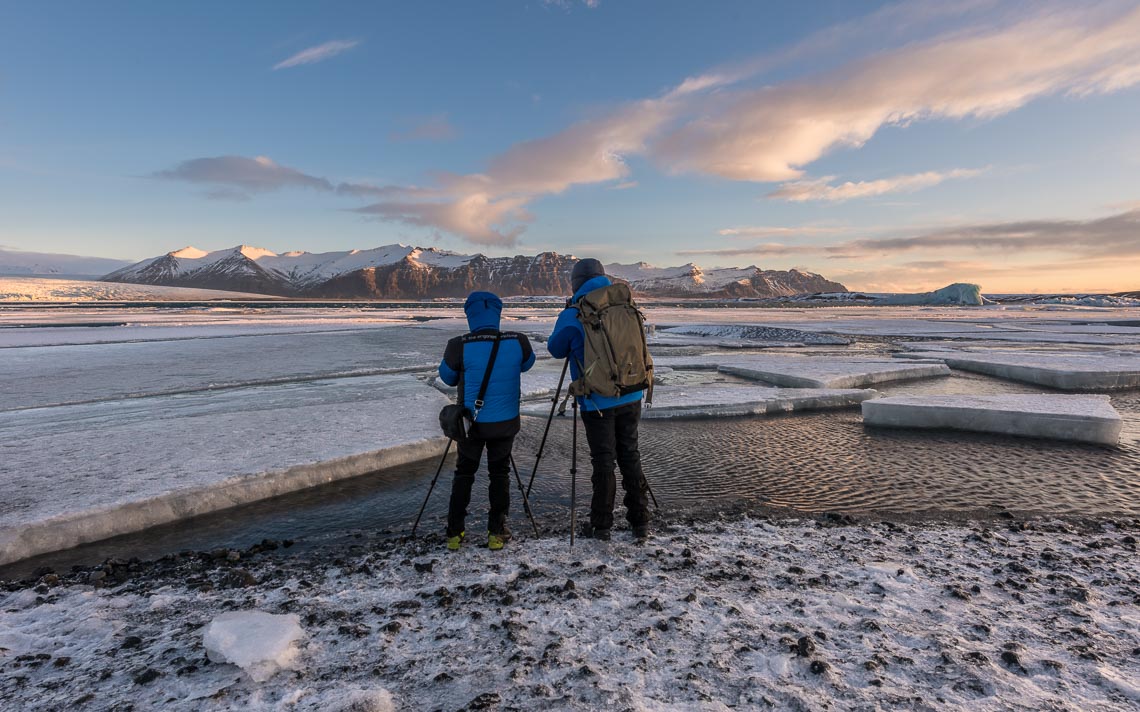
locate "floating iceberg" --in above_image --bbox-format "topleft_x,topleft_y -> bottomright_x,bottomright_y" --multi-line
877,283 -> 988,306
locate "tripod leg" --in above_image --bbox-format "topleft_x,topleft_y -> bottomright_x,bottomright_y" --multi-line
411,439 -> 453,536
643,476 -> 660,510
526,359 -> 569,499
510,454 -> 541,537
570,398 -> 578,548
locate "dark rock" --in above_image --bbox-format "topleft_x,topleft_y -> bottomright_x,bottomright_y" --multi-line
795,636 -> 816,657
1000,650 -> 1025,671
649,599 -> 664,611
464,691 -> 502,710
810,660 -> 829,674
963,651 -> 988,665
562,579 -> 576,592
52,656 -> 71,667
121,636 -> 144,650
434,672 -> 453,683
133,668 -> 161,685
383,621 -> 402,633
414,561 -> 433,574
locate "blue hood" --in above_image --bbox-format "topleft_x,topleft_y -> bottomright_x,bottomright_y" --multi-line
464,291 -> 502,331
572,275 -> 611,303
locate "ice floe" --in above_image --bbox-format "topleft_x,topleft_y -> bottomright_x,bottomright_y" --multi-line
0,375 -> 449,566
863,394 -> 1123,445
654,354 -> 950,389
521,384 -> 875,419
896,350 -> 1140,391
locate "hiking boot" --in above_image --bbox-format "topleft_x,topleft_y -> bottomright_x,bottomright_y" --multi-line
446,531 -> 465,552
581,524 -> 611,541
632,524 -> 650,541
487,525 -> 512,551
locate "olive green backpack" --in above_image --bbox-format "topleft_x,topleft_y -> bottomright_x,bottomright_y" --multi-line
569,282 -> 654,405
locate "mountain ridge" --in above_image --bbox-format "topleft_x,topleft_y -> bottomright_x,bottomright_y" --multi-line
102,244 -> 848,299
0,248 -> 133,276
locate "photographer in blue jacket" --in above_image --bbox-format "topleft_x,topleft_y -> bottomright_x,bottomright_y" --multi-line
438,291 -> 536,551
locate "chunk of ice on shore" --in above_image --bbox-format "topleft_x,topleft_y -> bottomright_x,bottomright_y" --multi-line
202,611 -> 305,682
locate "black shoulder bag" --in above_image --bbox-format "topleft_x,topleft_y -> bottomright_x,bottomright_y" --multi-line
439,333 -> 502,441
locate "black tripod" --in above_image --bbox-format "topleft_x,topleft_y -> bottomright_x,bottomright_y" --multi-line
526,360 -> 660,547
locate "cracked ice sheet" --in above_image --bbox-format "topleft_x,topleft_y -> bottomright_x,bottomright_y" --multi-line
895,350 -> 1140,391
0,327 -> 451,411
521,384 -> 875,419
0,375 -> 449,565
2,518 -> 1138,710
653,354 -> 950,389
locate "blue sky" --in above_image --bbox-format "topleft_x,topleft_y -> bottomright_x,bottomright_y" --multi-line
2,0 -> 1139,292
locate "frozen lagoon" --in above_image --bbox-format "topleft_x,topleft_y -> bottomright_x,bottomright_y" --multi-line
2,302 -> 1140,567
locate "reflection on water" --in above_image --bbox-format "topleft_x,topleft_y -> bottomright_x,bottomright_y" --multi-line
6,371 -> 1139,580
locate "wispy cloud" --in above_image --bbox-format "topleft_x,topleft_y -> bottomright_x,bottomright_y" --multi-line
768,169 -> 985,202
542,0 -> 601,9
609,181 -> 638,190
680,208 -> 1140,261
153,154 -> 398,203
273,40 -> 360,70
351,2 -> 1140,245
717,225 -> 846,238
389,114 -> 458,142
153,156 -> 333,199
656,5 -> 1140,181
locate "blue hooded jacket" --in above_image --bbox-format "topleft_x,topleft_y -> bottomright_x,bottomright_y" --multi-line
439,291 -> 536,427
547,275 -> 645,412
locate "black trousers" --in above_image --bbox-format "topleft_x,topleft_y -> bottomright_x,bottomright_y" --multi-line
447,433 -> 514,536
581,401 -> 650,530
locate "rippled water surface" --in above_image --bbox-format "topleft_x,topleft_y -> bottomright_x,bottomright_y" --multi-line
8,368 -> 1137,579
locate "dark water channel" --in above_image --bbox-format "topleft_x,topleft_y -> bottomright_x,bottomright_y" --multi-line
6,370 -> 1139,580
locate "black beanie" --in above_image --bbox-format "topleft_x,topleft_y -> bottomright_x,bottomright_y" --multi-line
571,258 -> 606,292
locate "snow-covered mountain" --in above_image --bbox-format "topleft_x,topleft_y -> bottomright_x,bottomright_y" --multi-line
102,244 -> 847,298
605,261 -> 844,297
0,248 -> 132,276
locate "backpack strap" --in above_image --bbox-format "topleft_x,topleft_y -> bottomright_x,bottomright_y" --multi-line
471,332 -> 502,422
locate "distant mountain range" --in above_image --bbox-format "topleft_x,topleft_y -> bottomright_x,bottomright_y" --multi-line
101,244 -> 848,299
0,248 -> 132,276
